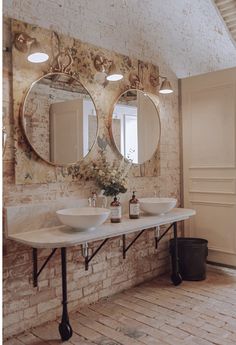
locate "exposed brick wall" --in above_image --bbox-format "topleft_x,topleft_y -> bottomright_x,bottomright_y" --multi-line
3,230 -> 172,338
24,84 -> 51,161
2,16 -> 180,339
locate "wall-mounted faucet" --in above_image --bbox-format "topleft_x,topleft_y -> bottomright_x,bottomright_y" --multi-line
92,192 -> 97,207
88,191 -> 108,208
87,192 -> 96,207
88,192 -> 97,207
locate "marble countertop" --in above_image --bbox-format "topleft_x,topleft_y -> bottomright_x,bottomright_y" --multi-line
7,208 -> 196,248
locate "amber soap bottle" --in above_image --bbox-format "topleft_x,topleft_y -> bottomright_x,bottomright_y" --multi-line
129,191 -> 140,219
110,196 -> 122,223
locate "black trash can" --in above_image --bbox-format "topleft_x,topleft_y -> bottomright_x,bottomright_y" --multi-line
170,237 -> 208,281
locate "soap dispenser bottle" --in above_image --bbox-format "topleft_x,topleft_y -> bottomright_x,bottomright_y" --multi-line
129,191 -> 140,219
110,196 -> 122,223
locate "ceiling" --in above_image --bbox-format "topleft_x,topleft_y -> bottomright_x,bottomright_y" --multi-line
4,0 -> 236,78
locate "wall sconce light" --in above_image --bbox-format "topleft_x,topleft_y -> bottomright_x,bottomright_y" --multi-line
106,63 -> 123,82
150,74 -> 173,94
14,33 -> 49,63
159,78 -> 173,94
94,55 -> 123,82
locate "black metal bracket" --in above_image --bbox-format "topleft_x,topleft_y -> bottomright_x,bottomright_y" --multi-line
122,229 -> 146,259
30,219 -> 182,343
32,248 -> 57,287
155,223 -> 174,249
82,238 -> 109,270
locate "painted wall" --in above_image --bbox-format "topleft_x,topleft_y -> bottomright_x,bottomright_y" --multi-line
3,16 -> 180,339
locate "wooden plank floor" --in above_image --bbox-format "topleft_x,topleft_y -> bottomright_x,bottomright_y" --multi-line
4,266 -> 236,345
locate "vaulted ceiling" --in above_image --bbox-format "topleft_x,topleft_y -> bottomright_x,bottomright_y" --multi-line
3,0 -> 236,78
214,0 -> 236,43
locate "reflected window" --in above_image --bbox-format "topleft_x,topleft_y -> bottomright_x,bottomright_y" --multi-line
113,104 -> 138,163
112,90 -> 160,164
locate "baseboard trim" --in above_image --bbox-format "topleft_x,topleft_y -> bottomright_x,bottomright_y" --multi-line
207,260 -> 236,270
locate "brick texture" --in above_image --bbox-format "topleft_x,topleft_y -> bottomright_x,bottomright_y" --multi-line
4,266 -> 236,345
2,13 -> 180,339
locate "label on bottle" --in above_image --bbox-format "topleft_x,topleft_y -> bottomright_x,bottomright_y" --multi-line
110,206 -> 122,219
129,203 -> 140,216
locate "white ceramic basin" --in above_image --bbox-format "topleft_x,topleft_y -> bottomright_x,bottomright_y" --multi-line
56,207 -> 110,231
139,198 -> 177,215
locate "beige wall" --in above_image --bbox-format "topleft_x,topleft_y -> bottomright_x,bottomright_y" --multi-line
3,17 -> 180,339
181,67 -> 236,267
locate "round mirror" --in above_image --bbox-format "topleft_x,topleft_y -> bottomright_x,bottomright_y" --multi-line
111,89 -> 161,164
22,73 -> 98,165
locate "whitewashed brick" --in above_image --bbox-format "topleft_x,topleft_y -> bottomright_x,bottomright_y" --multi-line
37,298 -> 60,314
2,10 -> 179,339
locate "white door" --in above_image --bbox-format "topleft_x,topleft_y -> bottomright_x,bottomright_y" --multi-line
182,67 -> 236,267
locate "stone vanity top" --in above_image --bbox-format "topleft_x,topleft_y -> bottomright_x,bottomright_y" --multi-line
6,207 -> 196,248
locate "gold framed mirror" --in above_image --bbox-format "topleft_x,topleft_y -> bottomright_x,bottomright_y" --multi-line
21,72 -> 98,166
110,89 -> 161,164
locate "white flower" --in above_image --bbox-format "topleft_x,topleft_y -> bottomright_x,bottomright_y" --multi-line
85,151 -> 132,196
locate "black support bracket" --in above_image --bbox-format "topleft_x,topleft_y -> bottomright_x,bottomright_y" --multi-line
155,223 -> 174,249
30,218 -> 182,342
122,229 -> 146,259
32,248 -> 57,287
82,238 -> 109,270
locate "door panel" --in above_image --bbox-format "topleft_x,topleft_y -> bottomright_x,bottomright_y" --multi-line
182,67 -> 236,267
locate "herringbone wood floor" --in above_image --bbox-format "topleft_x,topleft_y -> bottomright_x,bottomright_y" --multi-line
4,266 -> 236,345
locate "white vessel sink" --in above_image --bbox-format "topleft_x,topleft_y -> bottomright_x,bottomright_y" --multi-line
56,207 -> 110,231
139,198 -> 177,215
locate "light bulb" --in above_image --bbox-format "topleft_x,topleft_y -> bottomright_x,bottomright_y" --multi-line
27,52 -> 49,63
159,79 -> 173,94
159,89 -> 173,94
106,74 -> 124,81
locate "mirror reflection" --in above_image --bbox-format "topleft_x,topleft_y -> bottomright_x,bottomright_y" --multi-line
22,73 -> 97,165
112,89 -> 160,164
